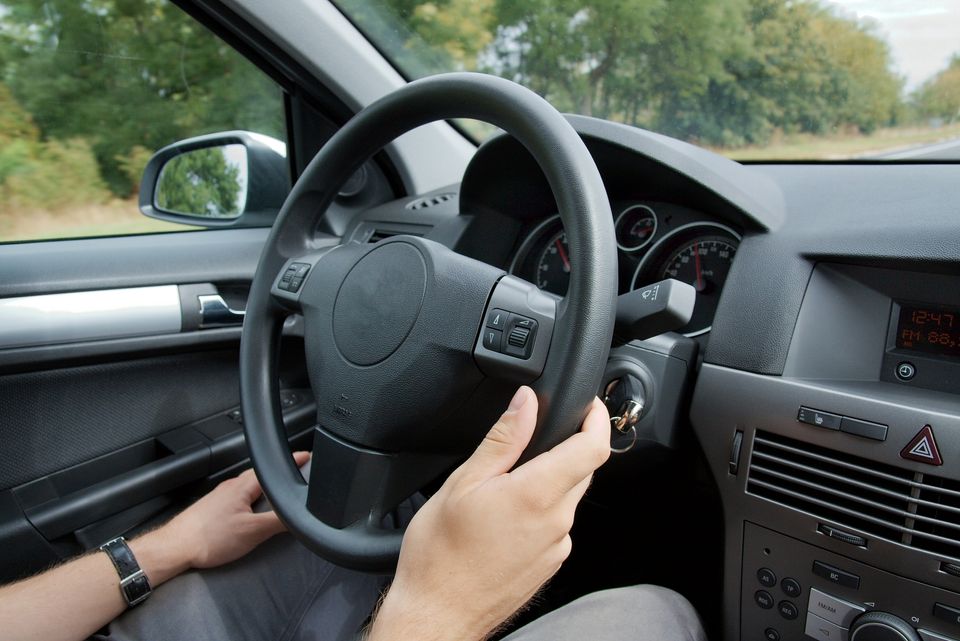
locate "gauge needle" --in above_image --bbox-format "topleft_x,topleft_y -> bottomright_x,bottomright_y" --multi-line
693,242 -> 705,292
556,238 -> 571,273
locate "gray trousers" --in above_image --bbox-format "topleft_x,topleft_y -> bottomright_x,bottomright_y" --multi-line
93,534 -> 706,641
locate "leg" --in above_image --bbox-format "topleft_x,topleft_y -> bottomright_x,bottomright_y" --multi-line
502,585 -> 707,641
92,533 -> 386,641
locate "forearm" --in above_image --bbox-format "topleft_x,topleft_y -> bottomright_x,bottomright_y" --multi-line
0,527 -> 189,641
365,587 -> 496,641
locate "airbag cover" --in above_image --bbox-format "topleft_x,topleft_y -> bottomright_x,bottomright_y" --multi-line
333,243 -> 426,365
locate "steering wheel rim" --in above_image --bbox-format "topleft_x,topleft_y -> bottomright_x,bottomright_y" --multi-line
240,72 -> 617,571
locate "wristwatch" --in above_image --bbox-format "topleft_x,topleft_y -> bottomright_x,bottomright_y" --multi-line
99,536 -> 152,607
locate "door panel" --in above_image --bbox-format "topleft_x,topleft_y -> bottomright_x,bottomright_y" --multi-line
0,229 -> 316,583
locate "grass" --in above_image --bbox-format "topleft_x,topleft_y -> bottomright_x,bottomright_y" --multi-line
0,198 -> 199,244
720,122 -> 960,161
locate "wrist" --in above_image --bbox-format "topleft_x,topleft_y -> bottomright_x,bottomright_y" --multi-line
127,526 -> 192,588
368,586 -> 490,641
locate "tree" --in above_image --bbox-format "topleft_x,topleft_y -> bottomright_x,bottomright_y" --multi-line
155,147 -> 243,217
915,55 -> 960,123
0,0 -> 284,196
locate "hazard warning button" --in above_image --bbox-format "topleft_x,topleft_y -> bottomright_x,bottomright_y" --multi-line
900,425 -> 943,466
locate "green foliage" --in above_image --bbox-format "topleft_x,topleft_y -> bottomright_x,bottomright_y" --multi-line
915,55 -> 960,123
0,0 -> 285,198
155,147 -> 242,218
348,0 -> 908,147
0,84 -> 111,214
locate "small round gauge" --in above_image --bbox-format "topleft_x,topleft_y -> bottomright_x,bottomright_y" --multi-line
535,229 -> 571,295
632,223 -> 740,336
615,204 -> 657,251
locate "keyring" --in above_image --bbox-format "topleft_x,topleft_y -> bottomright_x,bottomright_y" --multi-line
610,421 -> 638,454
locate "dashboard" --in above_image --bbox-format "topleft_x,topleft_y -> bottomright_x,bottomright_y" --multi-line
344,113 -> 960,641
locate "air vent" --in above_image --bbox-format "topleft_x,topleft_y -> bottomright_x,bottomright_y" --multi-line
367,229 -> 424,243
748,431 -> 960,560
405,192 -> 456,211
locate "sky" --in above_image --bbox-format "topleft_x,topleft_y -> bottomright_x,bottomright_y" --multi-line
828,0 -> 960,92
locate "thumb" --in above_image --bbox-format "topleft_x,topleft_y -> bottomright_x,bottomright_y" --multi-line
459,386 -> 538,481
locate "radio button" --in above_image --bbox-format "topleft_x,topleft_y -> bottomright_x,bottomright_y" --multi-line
933,603 -> 960,627
805,612 -> 846,641
813,561 -> 860,589
808,587 -> 864,627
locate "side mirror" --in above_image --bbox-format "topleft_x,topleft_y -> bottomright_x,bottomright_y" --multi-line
139,131 -> 288,227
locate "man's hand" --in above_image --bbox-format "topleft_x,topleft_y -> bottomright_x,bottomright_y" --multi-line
147,450 -> 311,572
0,452 -> 309,641
368,386 -> 611,641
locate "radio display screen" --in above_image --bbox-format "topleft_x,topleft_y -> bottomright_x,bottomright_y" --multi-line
895,303 -> 960,360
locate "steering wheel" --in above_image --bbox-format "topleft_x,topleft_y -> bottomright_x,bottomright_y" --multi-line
240,73 -> 617,571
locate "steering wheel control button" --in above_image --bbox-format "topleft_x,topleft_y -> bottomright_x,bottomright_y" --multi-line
483,328 -> 504,352
758,567 -> 778,588
933,603 -> 960,626
805,612 -> 846,641
798,407 -> 842,430
503,314 -> 538,359
764,628 -> 781,641
755,590 -> 775,609
840,417 -> 888,442
781,578 -> 802,598
808,587 -> 865,627
813,561 -> 861,589
896,361 -> 917,381
778,600 -> 799,620
278,262 -> 312,292
486,309 -> 508,330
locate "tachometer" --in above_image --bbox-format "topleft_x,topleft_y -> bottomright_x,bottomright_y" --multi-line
632,223 -> 740,336
535,229 -> 571,295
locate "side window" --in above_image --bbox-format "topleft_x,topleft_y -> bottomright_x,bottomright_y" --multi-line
0,0 -> 286,243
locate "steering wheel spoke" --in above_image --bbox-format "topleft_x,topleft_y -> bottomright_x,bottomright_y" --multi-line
305,427 -> 456,529
474,275 -> 557,383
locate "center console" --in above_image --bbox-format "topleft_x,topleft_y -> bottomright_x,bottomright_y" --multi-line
692,264 -> 960,640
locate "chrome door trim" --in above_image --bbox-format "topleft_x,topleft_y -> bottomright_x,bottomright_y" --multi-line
0,286 -> 182,349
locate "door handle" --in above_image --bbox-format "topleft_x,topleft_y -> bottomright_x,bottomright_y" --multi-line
197,294 -> 245,328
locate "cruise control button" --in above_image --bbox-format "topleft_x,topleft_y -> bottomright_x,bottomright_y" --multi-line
805,612 -> 845,641
758,567 -> 777,588
778,600 -> 799,620
808,587 -> 864,627
482,328 -> 503,352
782,577 -> 802,598
755,590 -> 774,609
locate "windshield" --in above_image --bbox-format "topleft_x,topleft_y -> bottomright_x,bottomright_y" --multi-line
336,0 -> 960,161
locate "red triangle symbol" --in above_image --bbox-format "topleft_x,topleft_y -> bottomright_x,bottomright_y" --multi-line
900,425 -> 943,466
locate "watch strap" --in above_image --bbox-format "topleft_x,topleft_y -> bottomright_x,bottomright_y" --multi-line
99,536 -> 152,607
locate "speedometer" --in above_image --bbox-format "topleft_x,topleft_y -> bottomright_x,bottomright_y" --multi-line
632,222 -> 740,336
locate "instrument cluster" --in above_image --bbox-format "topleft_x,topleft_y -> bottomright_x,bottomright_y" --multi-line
508,202 -> 740,336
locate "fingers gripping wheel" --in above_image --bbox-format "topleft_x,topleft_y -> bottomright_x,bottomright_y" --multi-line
240,73 -> 617,571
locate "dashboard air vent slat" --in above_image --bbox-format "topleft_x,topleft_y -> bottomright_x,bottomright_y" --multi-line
748,431 -> 960,560
405,192 -> 456,211
367,229 -> 424,243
